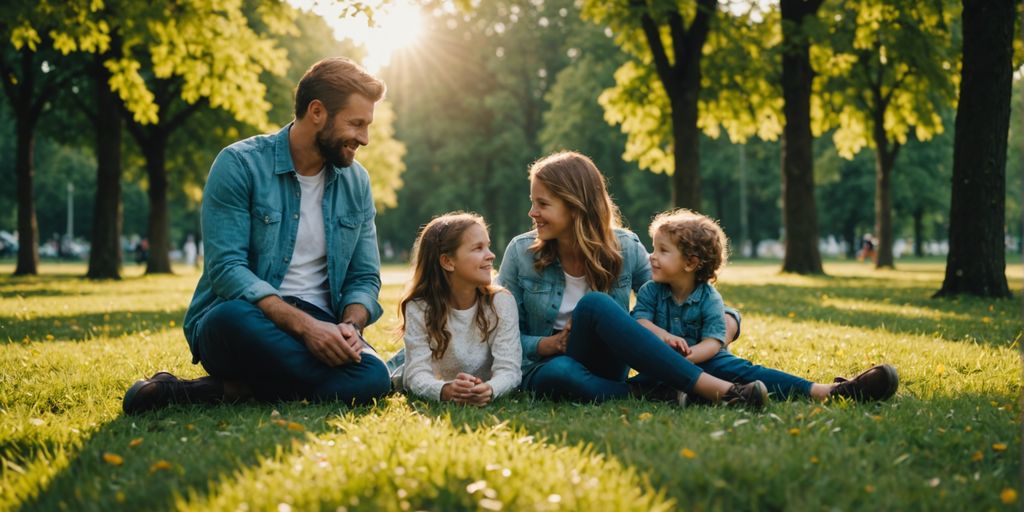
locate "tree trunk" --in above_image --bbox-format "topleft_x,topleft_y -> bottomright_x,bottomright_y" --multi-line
13,103 -> 40,276
779,0 -> 825,274
141,134 -> 173,274
935,0 -> 1013,298
913,208 -> 924,257
874,146 -> 897,268
671,92 -> 701,209
86,56 -> 123,280
843,219 -> 857,259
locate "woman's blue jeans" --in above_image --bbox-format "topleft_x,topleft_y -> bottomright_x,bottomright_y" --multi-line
191,298 -> 391,405
521,292 -> 812,402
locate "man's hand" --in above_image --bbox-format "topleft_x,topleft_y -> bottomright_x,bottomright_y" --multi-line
661,334 -> 691,356
302,319 -> 361,366
338,322 -> 366,354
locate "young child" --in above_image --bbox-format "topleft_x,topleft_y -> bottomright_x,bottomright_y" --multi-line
632,209 -> 899,403
395,212 -> 522,405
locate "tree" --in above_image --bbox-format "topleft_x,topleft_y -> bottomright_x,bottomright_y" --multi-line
1,1 -> 97,274
779,0 -> 825,274
815,0 -> 958,268
935,0 -> 1015,298
116,1 -> 293,274
583,0 -> 715,209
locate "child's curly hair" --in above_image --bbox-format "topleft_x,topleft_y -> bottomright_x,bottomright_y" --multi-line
649,209 -> 729,283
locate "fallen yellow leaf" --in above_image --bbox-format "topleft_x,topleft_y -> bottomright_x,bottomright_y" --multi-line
971,451 -> 984,462
129,438 -> 143,448
865,485 -> 876,493
102,452 -> 124,466
149,460 -> 173,473
992,443 -> 1007,452
287,421 -> 305,432
680,448 -> 697,459
1002,488 -> 1018,504
638,412 -> 653,422
788,428 -> 800,436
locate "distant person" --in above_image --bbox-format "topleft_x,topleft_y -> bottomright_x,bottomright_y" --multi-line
135,238 -> 149,265
389,213 -> 521,405
858,234 -> 877,263
123,57 -> 391,414
632,209 -> 899,404
183,234 -> 198,267
497,151 -> 764,407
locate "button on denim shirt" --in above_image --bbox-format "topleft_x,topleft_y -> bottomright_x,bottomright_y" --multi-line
631,281 -> 726,344
496,228 -> 651,378
182,124 -> 383,362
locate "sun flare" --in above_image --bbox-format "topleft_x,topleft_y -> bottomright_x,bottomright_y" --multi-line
292,0 -> 425,73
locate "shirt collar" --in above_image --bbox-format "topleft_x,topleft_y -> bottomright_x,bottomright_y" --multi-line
659,281 -> 707,306
272,122 -> 345,184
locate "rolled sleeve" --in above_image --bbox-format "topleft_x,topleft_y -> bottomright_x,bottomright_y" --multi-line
203,149 -> 279,304
701,287 -> 727,343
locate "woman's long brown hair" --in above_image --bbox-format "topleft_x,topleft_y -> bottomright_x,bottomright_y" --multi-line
528,151 -> 623,292
398,212 -> 500,359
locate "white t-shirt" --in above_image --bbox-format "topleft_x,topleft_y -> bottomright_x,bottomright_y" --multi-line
553,272 -> 589,330
278,169 -> 330,313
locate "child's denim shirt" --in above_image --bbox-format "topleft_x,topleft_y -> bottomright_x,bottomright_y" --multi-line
497,228 -> 651,377
631,281 -> 727,344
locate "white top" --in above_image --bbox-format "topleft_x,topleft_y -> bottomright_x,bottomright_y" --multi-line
278,169 -> 330,313
553,272 -> 589,330
402,291 -> 522,401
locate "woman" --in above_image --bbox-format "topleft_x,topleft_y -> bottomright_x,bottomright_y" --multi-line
497,151 -> 764,406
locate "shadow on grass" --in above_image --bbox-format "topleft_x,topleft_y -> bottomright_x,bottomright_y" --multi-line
720,280 -> 1022,346
1,309 -> 188,343
18,401 -> 365,512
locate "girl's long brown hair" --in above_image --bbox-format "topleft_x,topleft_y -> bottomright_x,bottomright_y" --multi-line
529,151 -> 623,292
399,212 -> 500,359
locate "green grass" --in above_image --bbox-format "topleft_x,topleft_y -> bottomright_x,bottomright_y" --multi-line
0,261 -> 1020,511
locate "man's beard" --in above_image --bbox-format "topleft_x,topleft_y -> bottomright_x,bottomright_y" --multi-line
315,118 -> 354,168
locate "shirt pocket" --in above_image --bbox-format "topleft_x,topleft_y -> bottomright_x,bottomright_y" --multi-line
333,212 -> 363,269
250,207 -> 282,254
519,276 -> 553,326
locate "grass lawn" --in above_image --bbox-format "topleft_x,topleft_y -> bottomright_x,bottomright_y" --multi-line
0,261 -> 1020,511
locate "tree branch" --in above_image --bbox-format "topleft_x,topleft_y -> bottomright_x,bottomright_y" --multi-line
635,1 -> 675,90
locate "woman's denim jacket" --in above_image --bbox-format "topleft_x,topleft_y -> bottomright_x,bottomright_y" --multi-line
496,228 -> 651,378
182,124 -> 382,363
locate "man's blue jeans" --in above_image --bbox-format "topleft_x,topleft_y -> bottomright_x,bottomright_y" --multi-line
522,292 -> 708,402
191,298 -> 391,405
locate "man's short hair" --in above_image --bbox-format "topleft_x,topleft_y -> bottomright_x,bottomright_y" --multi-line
294,57 -> 386,119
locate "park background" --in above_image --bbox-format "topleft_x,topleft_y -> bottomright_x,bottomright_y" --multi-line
0,0 -> 1022,510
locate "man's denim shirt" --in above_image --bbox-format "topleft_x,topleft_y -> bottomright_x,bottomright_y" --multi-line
631,281 -> 726,344
496,228 -> 651,378
182,124 -> 383,363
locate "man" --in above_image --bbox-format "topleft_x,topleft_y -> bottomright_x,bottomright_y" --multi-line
122,57 -> 391,414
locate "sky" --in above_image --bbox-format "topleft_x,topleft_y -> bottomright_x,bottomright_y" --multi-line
288,0 -> 426,73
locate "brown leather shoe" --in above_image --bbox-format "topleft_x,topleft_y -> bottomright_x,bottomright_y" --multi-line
830,364 -> 899,402
721,380 -> 768,409
122,372 -> 224,415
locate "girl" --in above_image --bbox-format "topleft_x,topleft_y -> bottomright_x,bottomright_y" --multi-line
634,209 -> 899,402
396,212 -> 522,405
498,151 -> 766,407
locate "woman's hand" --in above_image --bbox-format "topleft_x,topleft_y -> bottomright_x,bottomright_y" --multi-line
537,330 -> 569,356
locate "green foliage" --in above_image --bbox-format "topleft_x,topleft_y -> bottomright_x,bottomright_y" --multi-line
812,0 -> 959,157
358,100 -> 407,211
584,1 -> 782,175
0,262 -> 1019,510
